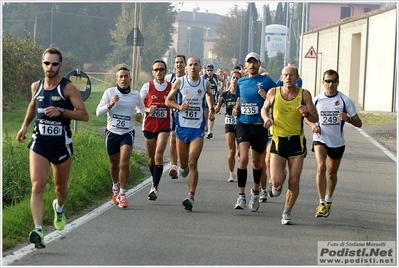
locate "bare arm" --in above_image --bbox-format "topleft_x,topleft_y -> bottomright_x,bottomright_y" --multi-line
165,79 -> 189,111
340,112 -> 362,128
261,88 -> 276,129
16,81 -> 38,143
61,82 -> 89,122
297,89 -> 318,123
215,95 -> 224,114
205,81 -> 215,121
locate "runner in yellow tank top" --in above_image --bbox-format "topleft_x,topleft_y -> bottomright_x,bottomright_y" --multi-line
261,65 -> 318,225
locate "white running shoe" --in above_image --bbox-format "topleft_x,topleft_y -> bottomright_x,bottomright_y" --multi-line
281,211 -> 292,225
169,165 -> 178,179
182,195 -> 194,211
259,189 -> 268,203
248,188 -> 260,212
271,185 -> 283,197
227,173 -> 235,182
148,187 -> 158,201
179,167 -> 189,178
234,195 -> 246,209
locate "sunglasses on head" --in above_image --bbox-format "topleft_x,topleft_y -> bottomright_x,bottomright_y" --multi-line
324,79 -> 339,84
43,61 -> 60,67
153,68 -> 166,72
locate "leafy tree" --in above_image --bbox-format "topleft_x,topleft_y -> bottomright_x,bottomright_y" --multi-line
266,51 -> 284,82
3,3 -> 122,67
2,30 -> 80,109
274,2 -> 287,25
212,3 -> 276,69
105,3 -> 176,74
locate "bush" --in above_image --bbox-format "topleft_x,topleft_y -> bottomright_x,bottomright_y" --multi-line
2,30 -> 81,110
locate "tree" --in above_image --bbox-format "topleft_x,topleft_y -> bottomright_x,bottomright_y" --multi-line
212,3 -> 273,69
266,51 -> 284,82
105,2 -> 176,74
3,3 -> 122,67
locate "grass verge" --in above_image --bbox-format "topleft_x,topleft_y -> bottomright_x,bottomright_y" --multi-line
2,83 -> 148,252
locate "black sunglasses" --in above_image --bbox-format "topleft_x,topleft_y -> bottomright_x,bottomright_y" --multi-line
43,61 -> 60,67
324,79 -> 339,84
153,68 -> 166,72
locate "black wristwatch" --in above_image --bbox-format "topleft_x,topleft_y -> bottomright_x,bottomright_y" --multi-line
58,107 -> 65,116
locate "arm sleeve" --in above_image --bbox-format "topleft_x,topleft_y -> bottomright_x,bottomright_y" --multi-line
96,89 -> 111,117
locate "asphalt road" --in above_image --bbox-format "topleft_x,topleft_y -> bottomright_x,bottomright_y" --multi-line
4,113 -> 397,266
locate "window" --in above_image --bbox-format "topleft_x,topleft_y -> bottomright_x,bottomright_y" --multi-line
341,7 -> 351,19
364,7 -> 371,13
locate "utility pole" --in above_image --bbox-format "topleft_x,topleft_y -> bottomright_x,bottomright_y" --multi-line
247,4 -> 253,53
132,3 -> 138,89
260,5 -> 266,63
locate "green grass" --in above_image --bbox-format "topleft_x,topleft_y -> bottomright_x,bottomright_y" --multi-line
358,111 -> 397,126
2,83 -> 148,252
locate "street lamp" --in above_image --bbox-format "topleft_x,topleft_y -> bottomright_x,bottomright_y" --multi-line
187,27 -> 192,56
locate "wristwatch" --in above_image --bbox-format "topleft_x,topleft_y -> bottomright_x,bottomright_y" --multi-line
58,107 -> 65,116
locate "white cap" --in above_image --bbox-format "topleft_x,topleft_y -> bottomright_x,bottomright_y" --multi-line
245,52 -> 260,62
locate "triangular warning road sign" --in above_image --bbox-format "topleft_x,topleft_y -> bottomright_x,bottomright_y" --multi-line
305,46 -> 318,59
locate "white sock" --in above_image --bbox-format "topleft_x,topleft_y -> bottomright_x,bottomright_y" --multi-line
320,199 -> 325,204
113,183 -> 120,189
56,203 -> 64,213
120,188 -> 126,194
325,195 -> 332,203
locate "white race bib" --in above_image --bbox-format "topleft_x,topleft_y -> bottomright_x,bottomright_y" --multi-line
225,115 -> 236,125
38,122 -> 62,136
320,111 -> 340,125
150,107 -> 167,118
111,114 -> 132,129
241,102 -> 259,115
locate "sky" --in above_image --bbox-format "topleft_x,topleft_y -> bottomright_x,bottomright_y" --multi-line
170,1 -> 280,16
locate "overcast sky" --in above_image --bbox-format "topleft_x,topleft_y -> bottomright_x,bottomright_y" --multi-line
170,1 -> 279,16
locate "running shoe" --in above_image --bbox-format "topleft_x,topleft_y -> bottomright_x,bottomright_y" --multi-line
52,199 -> 66,230
259,189 -> 268,203
249,188 -> 260,212
182,195 -> 194,211
326,202 -> 332,217
117,193 -> 128,208
266,181 -> 273,197
169,165 -> 178,179
206,132 -> 213,139
180,166 -> 189,178
315,203 -> 328,218
112,186 -> 120,205
271,185 -> 282,197
281,211 -> 292,225
234,195 -> 246,209
148,187 -> 158,201
29,229 -> 45,249
227,173 -> 235,182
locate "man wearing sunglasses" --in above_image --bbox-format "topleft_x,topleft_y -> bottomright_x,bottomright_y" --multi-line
305,69 -> 362,218
16,47 -> 89,249
140,59 -> 173,201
